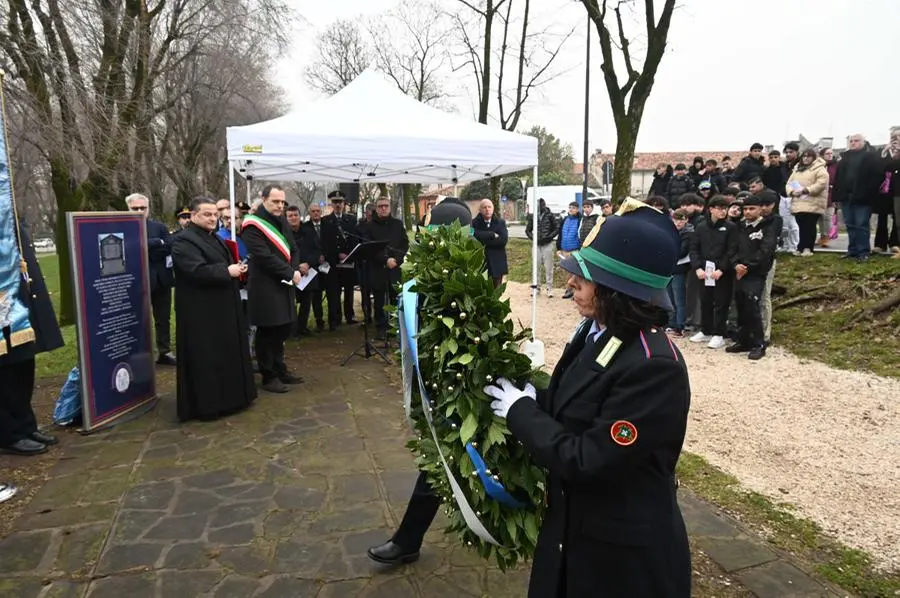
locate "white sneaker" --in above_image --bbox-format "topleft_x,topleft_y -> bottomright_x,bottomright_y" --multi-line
707,335 -> 726,349
801,249 -> 813,256
689,332 -> 711,343
545,288 -> 554,298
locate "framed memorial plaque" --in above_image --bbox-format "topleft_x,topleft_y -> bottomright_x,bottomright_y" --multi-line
67,212 -> 157,432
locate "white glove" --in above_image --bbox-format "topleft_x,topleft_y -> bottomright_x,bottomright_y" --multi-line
483,377 -> 536,419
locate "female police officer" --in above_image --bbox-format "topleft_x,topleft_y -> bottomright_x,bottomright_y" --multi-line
484,202 -> 692,597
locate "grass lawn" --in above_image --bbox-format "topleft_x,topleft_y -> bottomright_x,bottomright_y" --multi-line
34,255 -> 79,379
505,238 -> 900,595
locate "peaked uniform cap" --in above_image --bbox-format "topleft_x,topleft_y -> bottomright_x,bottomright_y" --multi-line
560,203 -> 679,310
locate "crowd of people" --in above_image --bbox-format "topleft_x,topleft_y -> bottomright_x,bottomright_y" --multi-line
524,133 -> 900,360
127,186 -> 411,423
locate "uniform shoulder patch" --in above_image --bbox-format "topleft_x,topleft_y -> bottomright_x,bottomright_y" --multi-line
595,335 -> 622,367
610,420 -> 638,446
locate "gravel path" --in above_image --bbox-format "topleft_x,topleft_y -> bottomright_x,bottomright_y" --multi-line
505,281 -> 900,571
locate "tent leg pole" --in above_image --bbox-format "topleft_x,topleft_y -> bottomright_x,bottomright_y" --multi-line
229,161 -> 236,239
532,165 -> 539,340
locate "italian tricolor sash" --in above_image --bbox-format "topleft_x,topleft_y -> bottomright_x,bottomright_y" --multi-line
242,215 -> 291,261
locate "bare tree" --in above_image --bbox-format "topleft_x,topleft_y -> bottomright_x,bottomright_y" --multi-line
368,1 -> 449,106
289,182 -> 321,214
452,0 -> 572,205
581,0 -> 676,198
0,0 -> 293,324
304,19 -> 372,96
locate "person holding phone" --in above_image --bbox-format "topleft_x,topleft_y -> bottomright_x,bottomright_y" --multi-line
171,197 -> 257,421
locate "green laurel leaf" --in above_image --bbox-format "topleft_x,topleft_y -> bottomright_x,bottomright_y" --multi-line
523,513 -> 539,545
459,412 -> 478,445
393,222 -> 546,570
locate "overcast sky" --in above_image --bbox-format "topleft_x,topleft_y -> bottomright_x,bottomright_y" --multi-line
276,0 -> 899,154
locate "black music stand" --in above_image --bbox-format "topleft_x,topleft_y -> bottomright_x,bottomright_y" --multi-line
341,240 -> 392,366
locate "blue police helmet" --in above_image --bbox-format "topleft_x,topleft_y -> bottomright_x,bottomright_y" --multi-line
559,205 -> 680,310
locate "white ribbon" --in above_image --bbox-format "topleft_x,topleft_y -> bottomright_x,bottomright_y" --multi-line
399,280 -> 502,546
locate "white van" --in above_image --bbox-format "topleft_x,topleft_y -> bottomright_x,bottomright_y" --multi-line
525,185 -> 606,216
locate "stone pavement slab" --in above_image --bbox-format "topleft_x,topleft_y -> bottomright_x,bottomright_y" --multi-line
0,331 -> 847,597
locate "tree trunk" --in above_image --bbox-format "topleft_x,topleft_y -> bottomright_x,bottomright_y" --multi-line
490,178 -> 500,211
49,158 -> 82,326
412,184 -> 422,226
611,120 -> 636,200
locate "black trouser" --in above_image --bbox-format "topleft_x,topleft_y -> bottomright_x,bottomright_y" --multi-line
795,212 -> 820,253
700,272 -> 733,337
151,286 -> 172,355
255,324 -> 290,383
327,267 -> 356,326
373,285 -> 399,333
874,210 -> 898,249
297,289 -> 324,331
392,471 -> 440,551
735,275 -> 766,348
0,358 -> 37,447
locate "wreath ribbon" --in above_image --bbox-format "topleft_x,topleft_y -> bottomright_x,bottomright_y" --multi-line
400,279 -> 525,545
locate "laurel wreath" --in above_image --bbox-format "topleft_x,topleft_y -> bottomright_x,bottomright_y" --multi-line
397,223 -> 547,570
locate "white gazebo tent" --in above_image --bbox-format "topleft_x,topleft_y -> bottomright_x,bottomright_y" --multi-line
225,69 -> 545,365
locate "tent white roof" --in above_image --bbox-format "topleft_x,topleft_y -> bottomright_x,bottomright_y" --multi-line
225,69 -> 537,184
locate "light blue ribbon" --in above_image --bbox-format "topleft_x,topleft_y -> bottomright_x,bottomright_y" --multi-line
400,279 -> 524,509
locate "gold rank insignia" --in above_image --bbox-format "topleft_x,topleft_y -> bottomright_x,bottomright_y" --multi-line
595,335 -> 622,367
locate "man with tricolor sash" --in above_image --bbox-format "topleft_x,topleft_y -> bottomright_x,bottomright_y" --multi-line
241,184 -> 304,393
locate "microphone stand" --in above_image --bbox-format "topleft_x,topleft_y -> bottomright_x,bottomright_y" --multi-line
340,239 -> 392,367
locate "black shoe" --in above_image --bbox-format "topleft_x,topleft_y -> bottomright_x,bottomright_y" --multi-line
296,328 -> 312,337
316,323 -> 325,332
279,374 -> 304,385
748,346 -> 766,360
262,380 -> 289,393
1,438 -> 48,456
374,330 -> 387,341
328,323 -> 339,331
367,541 -> 420,565
346,319 -> 359,326
562,289 -> 573,299
156,353 -> 176,366
31,431 -> 58,446
725,343 -> 752,353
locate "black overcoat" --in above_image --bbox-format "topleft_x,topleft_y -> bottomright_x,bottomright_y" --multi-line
0,218 -> 64,365
296,220 -> 325,292
170,224 -> 256,422
471,214 -> 509,277
506,321 -> 692,598
241,206 -> 300,328
360,216 -> 408,291
146,218 -> 175,292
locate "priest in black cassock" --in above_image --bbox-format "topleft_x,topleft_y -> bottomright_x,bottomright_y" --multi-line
170,197 -> 256,422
